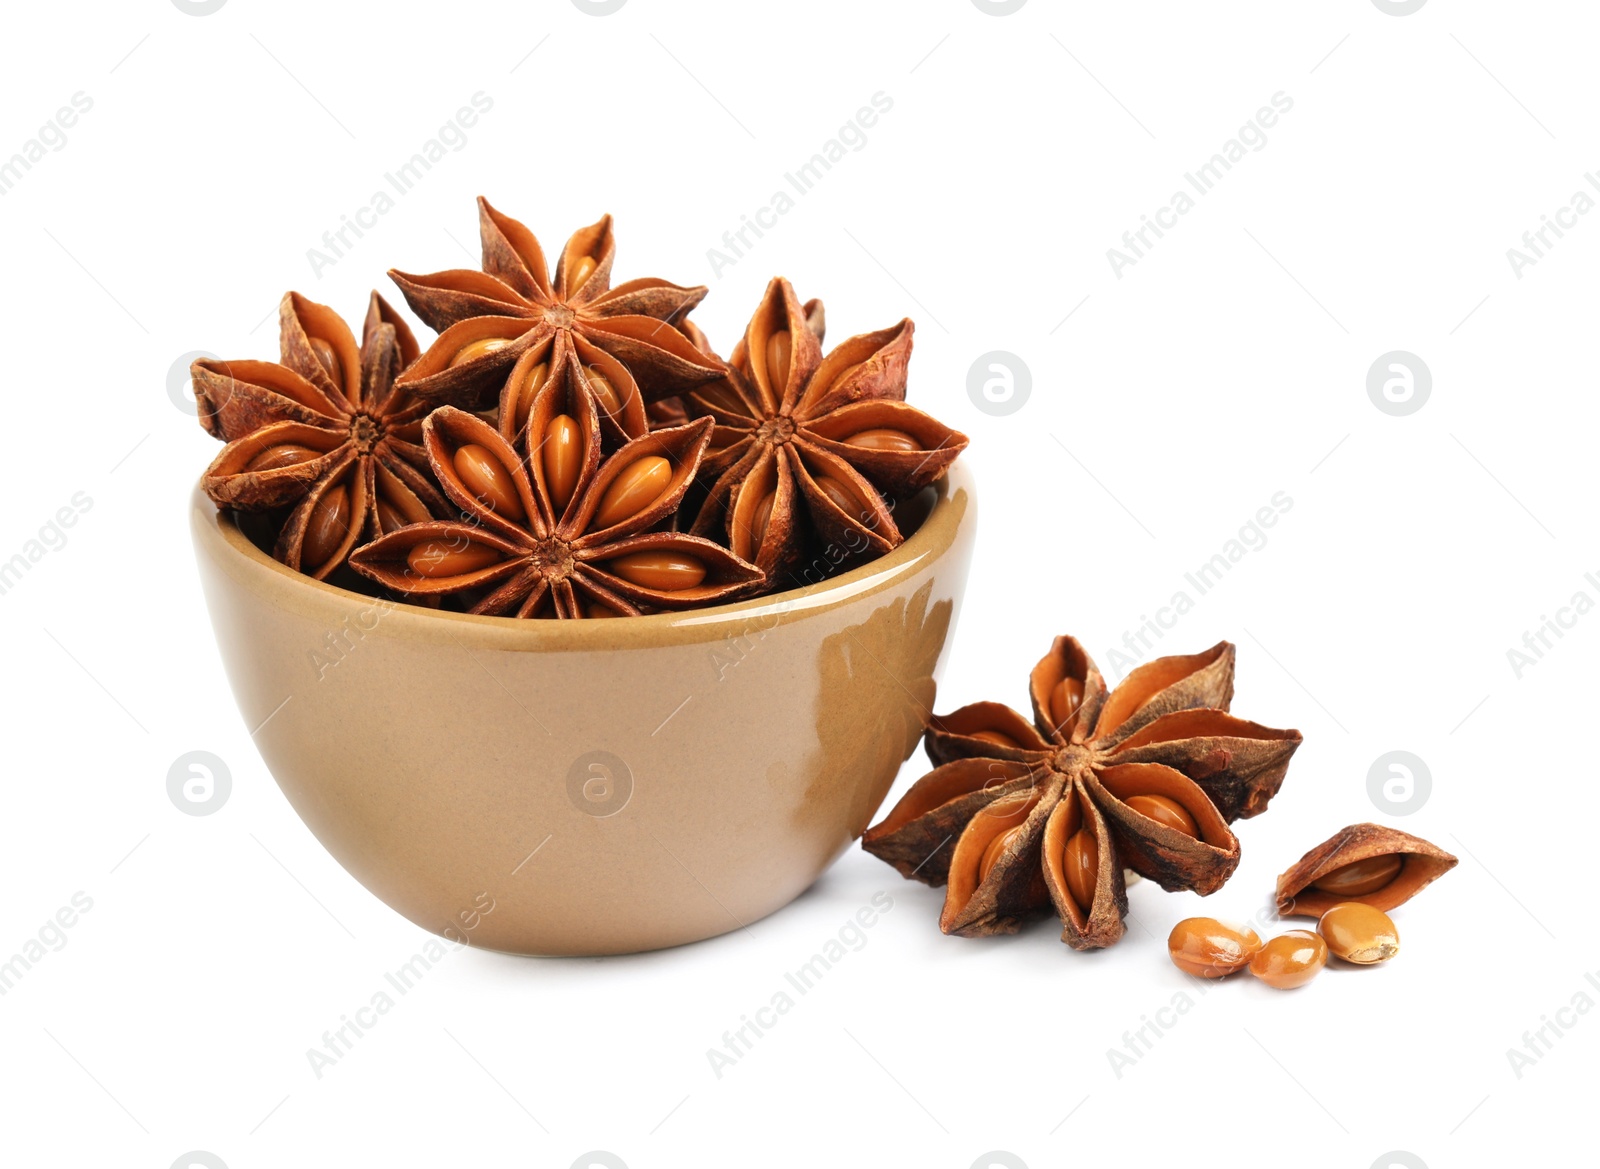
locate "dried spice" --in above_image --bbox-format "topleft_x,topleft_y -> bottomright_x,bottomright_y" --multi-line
1276,822 -> 1457,918
1168,917 -> 1261,978
389,198 -> 722,448
348,359 -> 761,617
1248,930 -> 1327,989
681,277 -> 967,583
1318,902 -> 1399,964
192,292 -> 451,579
862,636 -> 1301,949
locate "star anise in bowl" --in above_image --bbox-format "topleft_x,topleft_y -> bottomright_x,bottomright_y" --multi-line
862,636 -> 1302,948
681,277 -> 968,583
191,291 -> 451,580
388,197 -> 721,450
347,359 -> 762,617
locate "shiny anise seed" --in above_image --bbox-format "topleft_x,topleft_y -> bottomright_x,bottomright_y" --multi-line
766,328 -> 792,392
607,551 -> 708,592
1049,676 -> 1084,732
1168,918 -> 1263,978
978,825 -> 1025,884
567,255 -> 597,292
406,540 -> 502,578
1248,931 -> 1327,989
746,490 -> 777,548
592,456 -> 672,529
1311,854 -> 1404,897
1125,794 -> 1198,837
245,443 -> 322,473
308,337 -> 343,387
449,337 -> 512,368
375,497 -> 408,534
303,485 -> 351,570
542,414 -> 583,511
1063,827 -> 1098,912
586,366 -> 622,416
812,473 -> 861,515
510,361 -> 550,434
843,428 -> 918,453
1318,903 -> 1399,965
453,444 -> 525,520
970,729 -> 1020,749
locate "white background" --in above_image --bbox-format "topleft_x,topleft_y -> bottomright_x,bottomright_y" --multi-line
0,1 -> 1593,1166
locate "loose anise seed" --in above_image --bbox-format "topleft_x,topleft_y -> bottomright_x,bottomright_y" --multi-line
453,444 -> 525,520
450,337 -> 512,368
245,443 -> 322,473
608,551 -> 708,591
766,329 -> 792,391
405,540 -> 502,578
978,825 -> 1024,884
542,414 -> 583,511
1167,918 -> 1263,978
592,456 -> 672,529
1125,794 -> 1198,837
1318,903 -> 1399,965
303,485 -> 351,570
971,729 -> 1020,749
1063,828 -> 1098,912
586,366 -> 622,416
1248,930 -> 1327,989
308,337 -> 343,386
568,255 -> 597,292
1311,854 -> 1404,897
510,361 -> 550,434
1050,676 -> 1084,731
844,428 -> 918,453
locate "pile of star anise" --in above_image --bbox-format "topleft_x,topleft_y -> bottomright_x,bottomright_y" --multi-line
193,198 -> 969,619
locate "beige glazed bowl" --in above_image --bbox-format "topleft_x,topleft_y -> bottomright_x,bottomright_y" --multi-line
191,465 -> 975,956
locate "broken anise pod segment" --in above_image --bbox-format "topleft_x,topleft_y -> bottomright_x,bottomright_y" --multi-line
1168,918 -> 1262,978
1248,930 -> 1327,989
1276,823 -> 1457,918
1318,903 -> 1399,965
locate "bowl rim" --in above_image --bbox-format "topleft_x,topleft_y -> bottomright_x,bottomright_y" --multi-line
191,461 -> 974,651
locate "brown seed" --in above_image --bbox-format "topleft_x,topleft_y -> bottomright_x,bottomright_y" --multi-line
449,337 -> 513,368
585,600 -> 621,619
1063,827 -> 1098,912
844,428 -> 918,453
1125,794 -> 1198,838
509,361 -> 549,434
592,456 -> 672,529
567,255 -> 597,292
1167,918 -> 1263,978
698,383 -> 746,416
971,729 -> 1020,749
542,414 -> 583,511
375,497 -> 408,534
1248,930 -> 1328,989
766,329 -> 792,392
746,490 -> 776,548
405,540 -> 503,578
302,485 -> 351,570
1319,902 -> 1399,965
453,444 -> 525,520
308,337 -> 342,386
1311,854 -> 1404,897
586,366 -> 622,416
606,550 -> 708,592
978,825 -> 1025,884
812,474 -> 861,515
1050,676 -> 1084,732
245,443 -> 322,473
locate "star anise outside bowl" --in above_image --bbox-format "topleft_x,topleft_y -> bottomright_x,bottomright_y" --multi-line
188,462 -> 976,955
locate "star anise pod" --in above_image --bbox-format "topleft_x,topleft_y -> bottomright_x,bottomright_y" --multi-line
654,301 -> 827,435
682,277 -> 968,582
862,637 -> 1302,949
348,360 -> 761,617
387,198 -> 721,451
191,292 -> 451,580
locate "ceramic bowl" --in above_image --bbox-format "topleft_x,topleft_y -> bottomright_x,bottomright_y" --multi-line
190,465 -> 975,955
